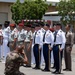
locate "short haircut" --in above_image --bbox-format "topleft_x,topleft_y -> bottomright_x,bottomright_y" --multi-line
67,24 -> 71,28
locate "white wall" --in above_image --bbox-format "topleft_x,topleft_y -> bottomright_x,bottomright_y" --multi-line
0,2 -> 13,24
0,0 -> 24,3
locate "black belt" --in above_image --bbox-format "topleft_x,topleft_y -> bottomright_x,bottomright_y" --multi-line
43,43 -> 51,45
35,44 -> 39,45
54,44 -> 61,46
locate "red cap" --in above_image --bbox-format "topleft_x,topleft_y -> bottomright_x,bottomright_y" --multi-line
10,24 -> 15,27
50,28 -> 54,32
18,23 -> 24,26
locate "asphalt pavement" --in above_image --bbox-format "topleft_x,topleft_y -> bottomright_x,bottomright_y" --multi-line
0,45 -> 75,75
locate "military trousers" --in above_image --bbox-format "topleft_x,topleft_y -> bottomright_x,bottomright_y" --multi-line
64,44 -> 72,70
25,42 -> 31,66
33,44 -> 41,68
53,45 -> 63,71
43,44 -> 51,70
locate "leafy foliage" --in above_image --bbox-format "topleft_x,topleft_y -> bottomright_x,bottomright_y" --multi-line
57,0 -> 75,25
11,0 -> 48,24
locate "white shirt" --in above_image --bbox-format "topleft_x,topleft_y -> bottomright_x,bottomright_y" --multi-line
0,29 -> 3,45
33,30 -> 43,47
0,29 -> 3,36
3,27 -> 10,39
43,30 -> 54,48
40,28 -> 45,35
54,29 -> 66,49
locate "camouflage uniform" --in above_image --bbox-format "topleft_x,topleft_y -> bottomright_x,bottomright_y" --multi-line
24,30 -> 32,66
5,52 -> 25,75
9,28 -> 18,51
17,29 -> 26,46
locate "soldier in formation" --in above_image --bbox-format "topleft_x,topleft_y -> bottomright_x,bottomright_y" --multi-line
32,23 -> 43,69
2,21 -> 10,63
8,24 -> 18,51
63,24 -> 74,71
52,23 -> 66,74
0,23 -> 3,61
0,20 -> 73,74
24,24 -> 32,67
42,23 -> 54,71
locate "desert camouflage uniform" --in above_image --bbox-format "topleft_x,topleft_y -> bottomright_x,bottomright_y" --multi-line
5,51 -> 25,75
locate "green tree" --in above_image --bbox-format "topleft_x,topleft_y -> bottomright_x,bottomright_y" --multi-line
11,0 -> 21,24
11,0 -> 48,24
57,0 -> 75,25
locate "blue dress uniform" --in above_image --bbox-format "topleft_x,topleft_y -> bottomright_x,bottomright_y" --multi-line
33,24 -> 42,69
42,28 -> 54,71
53,28 -> 66,74
40,28 -> 45,66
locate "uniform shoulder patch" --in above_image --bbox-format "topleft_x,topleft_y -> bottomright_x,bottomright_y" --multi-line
60,30 -> 62,32
49,31 -> 51,33
38,30 -> 40,33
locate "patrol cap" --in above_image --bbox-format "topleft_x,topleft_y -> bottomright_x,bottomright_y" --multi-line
44,23 -> 50,27
50,28 -> 54,32
0,23 -> 2,26
10,24 -> 15,27
18,23 -> 24,27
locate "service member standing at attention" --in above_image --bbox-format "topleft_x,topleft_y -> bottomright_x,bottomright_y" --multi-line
24,24 -> 32,67
17,23 -> 26,46
8,24 -> 18,51
42,24 -> 54,71
52,24 -> 57,68
33,23 -> 42,69
2,21 -> 10,63
52,23 -> 66,74
30,25 -> 35,65
0,23 -> 3,61
63,24 -> 74,71
40,22 -> 45,66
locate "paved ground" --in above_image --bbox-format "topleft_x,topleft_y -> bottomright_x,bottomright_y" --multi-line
0,56 -> 75,75
0,45 -> 75,75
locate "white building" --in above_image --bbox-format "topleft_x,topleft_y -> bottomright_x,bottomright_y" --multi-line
43,11 -> 61,21
0,0 -> 24,24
